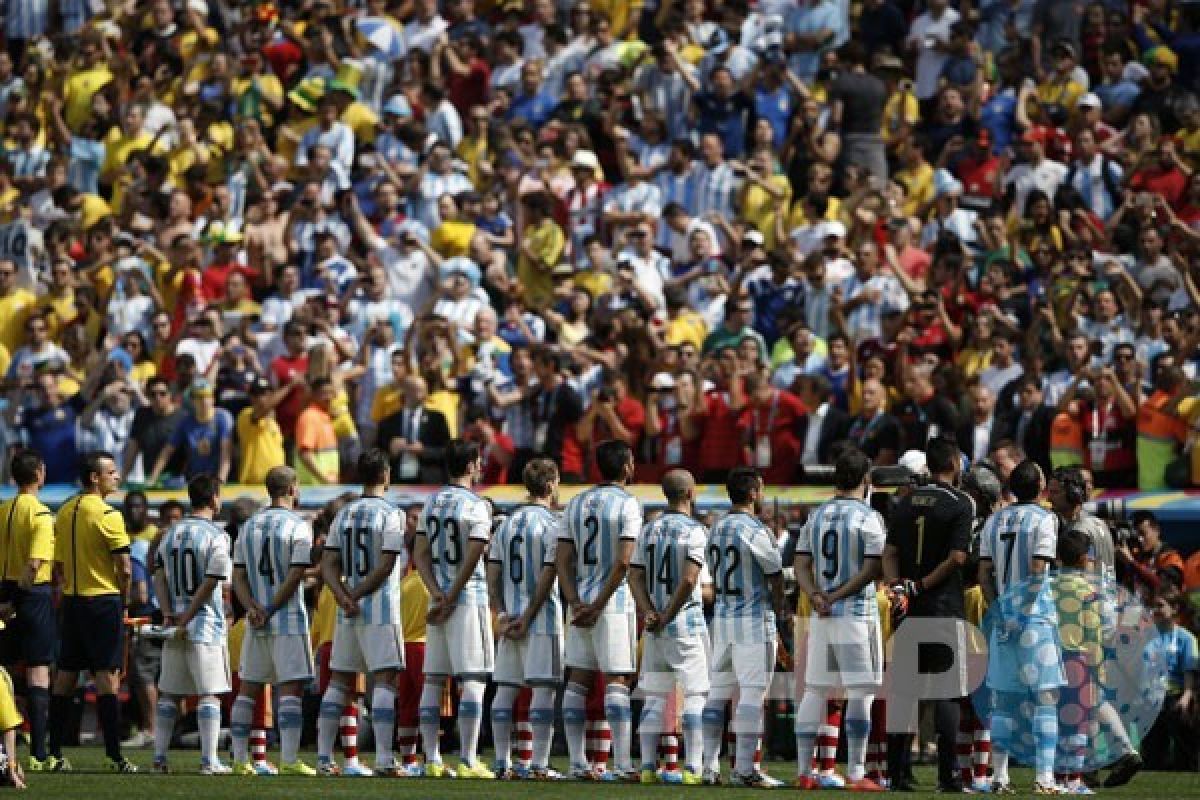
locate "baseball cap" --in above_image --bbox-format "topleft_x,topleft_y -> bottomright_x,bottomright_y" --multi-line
190,379 -> 215,398
898,450 -> 929,476
250,376 -> 273,395
383,94 -> 412,117
1078,92 -> 1102,110
650,372 -> 676,390
571,150 -> 600,171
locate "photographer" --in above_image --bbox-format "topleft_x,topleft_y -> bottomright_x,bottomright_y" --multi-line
1119,511 -> 1185,599
1048,466 -> 1116,579
883,437 -> 975,793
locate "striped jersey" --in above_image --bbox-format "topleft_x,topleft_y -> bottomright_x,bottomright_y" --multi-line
707,511 -> 783,643
326,495 -> 407,626
979,503 -> 1057,599
232,507 -> 313,635
797,497 -> 886,619
417,485 -> 492,607
155,516 -> 232,645
557,484 -> 643,612
487,504 -> 562,636
633,511 -> 708,637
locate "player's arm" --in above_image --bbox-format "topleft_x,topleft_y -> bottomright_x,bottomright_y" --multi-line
103,509 -> 133,600
267,564 -> 308,615
826,516 -> 886,606
1030,513 -> 1058,576
589,537 -> 635,613
554,515 -> 582,609
232,566 -> 265,619
22,510 -> 54,591
977,517 -> 997,604
411,526 -> 444,604
628,530 -> 654,617
918,504 -> 972,592
521,559 -> 558,629
320,548 -> 357,611
793,515 -> 822,609
151,560 -> 172,623
882,543 -> 902,585
486,559 -> 505,614
175,575 -> 221,631
443,501 -> 492,607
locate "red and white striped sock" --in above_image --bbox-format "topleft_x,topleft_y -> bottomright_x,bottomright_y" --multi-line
866,698 -> 888,784
586,719 -> 612,771
250,730 -> 268,765
817,701 -> 843,774
973,726 -> 991,782
514,688 -> 533,770
395,725 -> 420,764
340,705 -> 359,764
659,734 -> 680,774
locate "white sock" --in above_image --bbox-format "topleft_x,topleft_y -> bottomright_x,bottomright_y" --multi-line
279,696 -> 304,764
491,685 -> 519,768
318,684 -> 349,762
795,689 -> 828,777
562,682 -> 589,768
530,687 -> 557,769
845,694 -> 873,781
702,688 -> 733,773
153,699 -> 178,760
198,698 -> 221,765
683,693 -> 706,774
993,751 -> 1010,785
605,683 -> 633,773
459,679 -> 486,766
231,694 -> 255,762
372,684 -> 397,767
419,680 -> 444,763
733,687 -> 765,776
639,694 -> 667,770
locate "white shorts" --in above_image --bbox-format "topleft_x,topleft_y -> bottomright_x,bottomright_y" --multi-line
159,640 -> 232,697
565,610 -> 636,675
710,635 -> 777,690
239,631 -> 315,685
639,631 -> 710,695
803,615 -> 883,690
330,621 -> 406,674
494,632 -> 564,687
425,604 -> 494,678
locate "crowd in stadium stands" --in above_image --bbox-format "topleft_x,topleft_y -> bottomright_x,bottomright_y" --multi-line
2,0 -> 1200,788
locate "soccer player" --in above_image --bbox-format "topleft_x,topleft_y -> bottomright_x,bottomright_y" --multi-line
486,458 -> 566,780
412,439 -> 495,778
702,466 -> 788,789
556,440 -> 642,781
47,451 -> 135,773
883,438 -> 975,792
316,449 -> 408,777
0,450 -> 54,771
978,459 -> 1062,794
230,466 -> 317,776
794,448 -> 886,792
629,469 -> 709,785
151,474 -> 232,774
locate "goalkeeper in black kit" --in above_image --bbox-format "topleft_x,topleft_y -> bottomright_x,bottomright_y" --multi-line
883,438 -> 975,793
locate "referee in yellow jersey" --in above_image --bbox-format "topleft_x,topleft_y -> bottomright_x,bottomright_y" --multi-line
46,451 -> 136,773
0,450 -> 55,771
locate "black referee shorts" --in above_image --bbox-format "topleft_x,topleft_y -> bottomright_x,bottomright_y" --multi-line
0,581 -> 57,667
59,595 -> 124,673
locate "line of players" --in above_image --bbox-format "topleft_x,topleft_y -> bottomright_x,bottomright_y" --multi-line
73,435 -> 1140,790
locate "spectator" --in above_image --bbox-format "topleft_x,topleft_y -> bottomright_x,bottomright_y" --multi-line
147,380 -> 233,484
1120,511 -> 1186,599
377,375 -> 451,485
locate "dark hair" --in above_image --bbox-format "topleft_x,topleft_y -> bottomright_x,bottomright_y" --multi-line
523,458 -> 559,498
1057,528 -> 1090,567
10,449 -> 42,486
265,466 -> 298,499
595,439 -> 633,482
187,473 -> 221,509
444,438 -> 481,479
926,437 -> 961,476
833,447 -> 872,490
79,450 -> 116,487
726,466 -> 762,505
159,499 -> 185,520
358,448 -> 391,486
1008,459 -> 1044,503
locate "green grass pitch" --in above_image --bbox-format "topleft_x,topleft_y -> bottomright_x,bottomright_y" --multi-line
16,748 -> 1199,798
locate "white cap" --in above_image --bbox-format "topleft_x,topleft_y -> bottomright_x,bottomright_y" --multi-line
650,372 -> 676,390
817,220 -> 846,239
898,450 -> 929,476
571,150 -> 600,171
1078,92 -> 1102,110
187,0 -> 209,16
